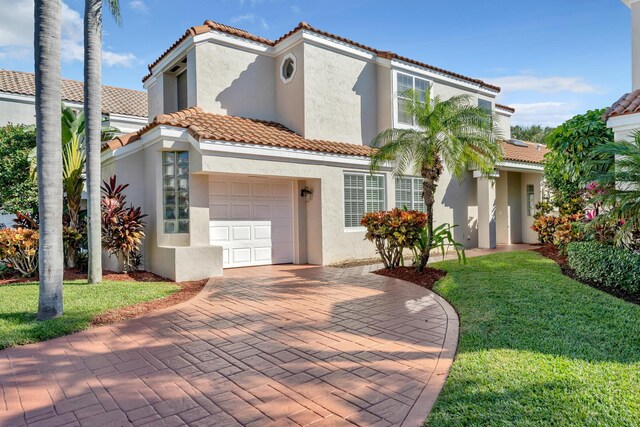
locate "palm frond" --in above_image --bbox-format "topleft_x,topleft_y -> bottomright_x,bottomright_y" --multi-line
105,0 -> 122,25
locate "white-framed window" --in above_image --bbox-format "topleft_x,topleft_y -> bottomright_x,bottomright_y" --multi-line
395,177 -> 425,211
280,52 -> 297,84
163,151 -> 189,234
526,184 -> 535,217
344,173 -> 386,228
395,71 -> 430,127
478,98 -> 492,114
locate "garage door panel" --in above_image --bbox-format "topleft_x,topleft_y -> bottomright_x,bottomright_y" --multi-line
254,225 -> 271,240
231,204 -> 251,218
231,182 -> 251,197
210,176 -> 294,268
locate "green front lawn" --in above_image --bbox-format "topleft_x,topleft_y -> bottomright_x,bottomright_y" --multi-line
427,251 -> 640,426
0,280 -> 179,350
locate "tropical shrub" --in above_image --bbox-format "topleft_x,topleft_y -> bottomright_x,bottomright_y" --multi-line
0,125 -> 38,216
567,241 -> 640,294
0,228 -> 39,277
531,214 -> 560,244
412,223 -> 466,265
552,217 -> 585,255
361,208 -> 427,269
101,176 -> 147,272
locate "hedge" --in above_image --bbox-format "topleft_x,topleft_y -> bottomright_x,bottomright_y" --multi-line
567,241 -> 640,294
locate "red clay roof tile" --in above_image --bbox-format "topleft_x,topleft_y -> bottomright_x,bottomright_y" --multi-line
103,107 -> 373,157
142,20 -> 501,93
501,140 -> 548,164
603,90 -> 640,119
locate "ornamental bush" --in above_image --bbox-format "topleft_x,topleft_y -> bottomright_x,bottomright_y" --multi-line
361,208 -> 427,269
567,241 -> 640,294
0,228 -> 39,277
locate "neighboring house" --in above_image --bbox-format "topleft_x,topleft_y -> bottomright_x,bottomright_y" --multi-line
0,69 -> 148,133
102,20 -> 547,281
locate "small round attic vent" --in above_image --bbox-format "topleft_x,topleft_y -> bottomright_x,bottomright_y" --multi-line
280,53 -> 296,84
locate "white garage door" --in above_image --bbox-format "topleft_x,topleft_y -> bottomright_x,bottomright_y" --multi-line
209,176 -> 294,268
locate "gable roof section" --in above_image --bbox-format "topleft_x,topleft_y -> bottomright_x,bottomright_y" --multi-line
143,20 -> 500,92
0,69 -> 148,118
501,140 -> 548,164
104,107 -> 373,157
603,89 -> 640,120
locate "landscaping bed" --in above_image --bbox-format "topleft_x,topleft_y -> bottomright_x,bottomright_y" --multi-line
533,244 -> 640,305
426,251 -> 640,426
374,266 -> 446,290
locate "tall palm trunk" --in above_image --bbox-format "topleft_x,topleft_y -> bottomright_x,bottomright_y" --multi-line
35,0 -> 64,320
85,0 -> 102,283
418,156 -> 443,272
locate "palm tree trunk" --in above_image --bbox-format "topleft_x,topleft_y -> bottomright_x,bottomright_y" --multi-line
85,0 -> 103,283
35,0 -> 64,320
418,157 -> 443,272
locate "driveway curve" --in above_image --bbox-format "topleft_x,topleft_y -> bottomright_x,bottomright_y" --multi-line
0,265 -> 458,427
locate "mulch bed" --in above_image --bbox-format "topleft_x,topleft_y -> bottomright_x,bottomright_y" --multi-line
533,244 -> 640,306
91,278 -> 207,326
374,266 -> 447,290
0,269 -> 171,285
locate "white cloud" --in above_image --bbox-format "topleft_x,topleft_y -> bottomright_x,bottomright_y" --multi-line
128,0 -> 148,13
509,102 -> 581,127
0,0 -> 137,67
485,75 -> 599,94
102,51 -> 136,67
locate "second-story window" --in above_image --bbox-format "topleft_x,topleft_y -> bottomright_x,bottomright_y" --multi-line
396,72 -> 430,127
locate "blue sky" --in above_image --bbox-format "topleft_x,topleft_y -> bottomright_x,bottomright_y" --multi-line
0,0 -> 632,126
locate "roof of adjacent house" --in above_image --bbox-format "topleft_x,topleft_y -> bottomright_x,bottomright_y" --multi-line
496,103 -> 516,113
104,107 -> 374,157
142,20 -> 501,93
603,89 -> 640,119
0,69 -> 148,118
501,139 -> 548,164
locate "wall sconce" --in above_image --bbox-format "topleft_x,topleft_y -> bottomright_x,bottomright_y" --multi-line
300,186 -> 313,203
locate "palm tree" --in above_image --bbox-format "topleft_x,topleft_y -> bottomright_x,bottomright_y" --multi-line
34,0 -> 64,320
370,89 -> 502,271
591,131 -> 640,244
84,0 -> 121,284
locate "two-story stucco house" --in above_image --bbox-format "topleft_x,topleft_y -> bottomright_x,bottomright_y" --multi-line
102,20 -> 547,281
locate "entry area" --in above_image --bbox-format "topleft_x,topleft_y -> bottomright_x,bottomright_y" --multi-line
209,175 -> 295,268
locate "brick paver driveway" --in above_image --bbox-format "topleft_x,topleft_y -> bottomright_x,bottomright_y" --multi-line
0,265 -> 458,427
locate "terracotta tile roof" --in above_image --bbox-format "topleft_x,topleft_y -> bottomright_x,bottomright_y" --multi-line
104,107 -> 373,157
495,103 -> 515,113
0,69 -> 147,118
501,140 -> 548,164
603,89 -> 640,119
142,20 -> 500,92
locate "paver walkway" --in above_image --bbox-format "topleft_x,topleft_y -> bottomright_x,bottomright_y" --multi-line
0,265 -> 458,427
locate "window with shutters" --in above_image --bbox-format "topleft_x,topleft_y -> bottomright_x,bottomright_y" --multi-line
344,173 -> 386,228
395,177 -> 425,211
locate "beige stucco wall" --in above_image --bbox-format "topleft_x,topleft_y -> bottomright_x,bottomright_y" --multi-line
302,44 -> 378,146
194,42 -> 276,121
0,98 -> 37,126
275,44 -> 305,136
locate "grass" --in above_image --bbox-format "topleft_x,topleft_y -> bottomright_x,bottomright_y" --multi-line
427,251 -> 640,426
0,279 -> 179,350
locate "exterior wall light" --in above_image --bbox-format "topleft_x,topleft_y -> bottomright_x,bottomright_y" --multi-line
300,186 -> 313,202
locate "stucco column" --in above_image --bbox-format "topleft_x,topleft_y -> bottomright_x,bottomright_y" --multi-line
623,0 -> 640,89
477,176 -> 497,249
188,173 -> 211,246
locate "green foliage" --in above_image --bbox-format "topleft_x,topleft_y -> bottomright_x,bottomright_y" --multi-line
370,87 -> 501,270
567,241 -> 640,294
428,251 -> 640,426
589,132 -> 640,244
544,108 -> 614,208
0,228 -> 39,277
101,176 -> 147,272
61,106 -> 87,230
0,125 -> 38,215
361,208 -> 427,269
0,279 -> 178,350
412,223 -> 466,265
510,124 -> 554,144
